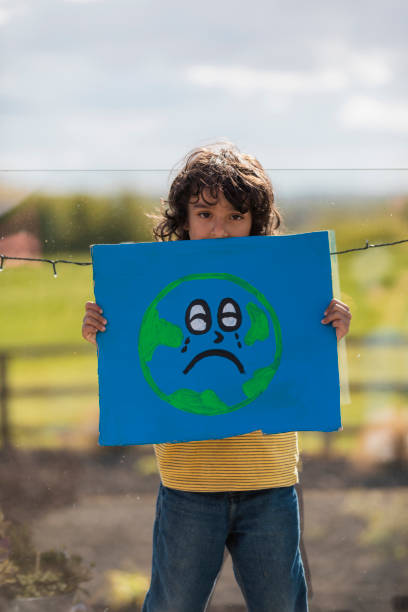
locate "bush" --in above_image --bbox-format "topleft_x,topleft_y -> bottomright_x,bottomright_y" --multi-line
0,510 -> 92,600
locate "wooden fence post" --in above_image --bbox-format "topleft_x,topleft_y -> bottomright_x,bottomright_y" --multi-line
322,431 -> 332,459
0,352 -> 11,449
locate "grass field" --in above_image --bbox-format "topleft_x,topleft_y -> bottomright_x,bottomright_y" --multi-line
1,213 -> 408,455
0,252 -> 93,347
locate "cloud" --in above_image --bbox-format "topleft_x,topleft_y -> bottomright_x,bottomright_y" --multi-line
313,41 -> 393,87
0,2 -> 26,26
61,110 -> 163,142
339,95 -> 408,133
186,65 -> 349,97
186,43 -> 396,100
0,8 -> 10,25
349,52 -> 392,86
0,109 -> 165,170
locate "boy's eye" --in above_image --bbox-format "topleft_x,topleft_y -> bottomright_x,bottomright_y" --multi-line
198,211 -> 211,218
231,214 -> 244,221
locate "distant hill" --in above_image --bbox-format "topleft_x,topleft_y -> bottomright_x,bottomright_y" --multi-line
0,190 -> 156,253
1,185 -> 407,254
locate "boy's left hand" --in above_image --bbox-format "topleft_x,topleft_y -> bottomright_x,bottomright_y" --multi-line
321,298 -> 352,341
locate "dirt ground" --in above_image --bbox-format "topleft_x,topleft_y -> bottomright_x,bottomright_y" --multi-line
1,447 -> 408,612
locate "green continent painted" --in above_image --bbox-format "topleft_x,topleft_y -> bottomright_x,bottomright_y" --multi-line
139,307 -> 183,362
168,388 -> 234,415
244,302 -> 270,346
242,364 -> 278,400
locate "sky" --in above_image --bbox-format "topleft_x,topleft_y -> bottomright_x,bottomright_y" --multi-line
1,0 -> 408,198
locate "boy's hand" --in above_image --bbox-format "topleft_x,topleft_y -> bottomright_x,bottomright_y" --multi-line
82,301 -> 107,346
321,298 -> 351,341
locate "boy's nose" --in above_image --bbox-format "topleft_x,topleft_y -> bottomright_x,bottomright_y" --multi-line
210,221 -> 228,238
214,331 -> 224,343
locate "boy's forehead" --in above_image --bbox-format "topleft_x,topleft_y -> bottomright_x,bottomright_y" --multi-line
189,190 -> 238,210
189,199 -> 214,207
189,188 -> 218,206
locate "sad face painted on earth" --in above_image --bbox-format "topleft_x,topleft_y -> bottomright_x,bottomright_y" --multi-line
138,273 -> 282,415
182,296 -> 245,375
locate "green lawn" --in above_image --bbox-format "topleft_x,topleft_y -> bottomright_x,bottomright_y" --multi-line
0,252 -> 98,448
0,252 -> 93,347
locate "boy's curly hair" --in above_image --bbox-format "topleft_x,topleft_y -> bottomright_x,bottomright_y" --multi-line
153,142 -> 282,241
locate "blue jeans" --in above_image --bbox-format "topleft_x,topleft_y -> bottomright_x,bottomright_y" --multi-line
142,484 -> 308,612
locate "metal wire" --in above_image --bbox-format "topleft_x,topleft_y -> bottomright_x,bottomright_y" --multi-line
1,237 -> 407,276
1,167 -> 408,172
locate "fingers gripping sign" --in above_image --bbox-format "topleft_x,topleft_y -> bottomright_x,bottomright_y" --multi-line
321,298 -> 352,341
82,301 -> 107,346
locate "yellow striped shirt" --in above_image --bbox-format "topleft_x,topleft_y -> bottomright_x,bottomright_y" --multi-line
154,430 -> 299,492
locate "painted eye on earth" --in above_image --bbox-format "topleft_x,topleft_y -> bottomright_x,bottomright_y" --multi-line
217,298 -> 242,332
185,299 -> 212,334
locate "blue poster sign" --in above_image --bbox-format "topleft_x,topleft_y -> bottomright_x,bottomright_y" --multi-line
91,231 -> 341,445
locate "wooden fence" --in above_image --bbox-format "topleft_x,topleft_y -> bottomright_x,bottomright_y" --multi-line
0,344 -> 96,449
1,338 -> 407,451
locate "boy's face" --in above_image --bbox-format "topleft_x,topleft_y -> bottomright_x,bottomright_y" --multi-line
185,187 -> 252,240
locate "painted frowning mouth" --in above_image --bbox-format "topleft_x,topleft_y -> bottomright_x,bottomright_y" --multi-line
183,349 -> 245,375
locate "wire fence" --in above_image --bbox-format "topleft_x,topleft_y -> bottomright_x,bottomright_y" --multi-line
1,237 -> 408,277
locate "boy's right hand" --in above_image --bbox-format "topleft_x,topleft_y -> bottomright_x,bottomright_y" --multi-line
82,301 -> 107,346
